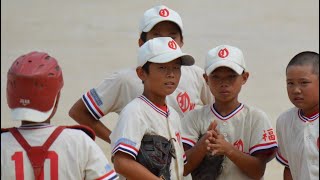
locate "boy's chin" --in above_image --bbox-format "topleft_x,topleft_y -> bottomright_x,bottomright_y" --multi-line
291,101 -> 307,111
163,87 -> 177,95
165,90 -> 176,96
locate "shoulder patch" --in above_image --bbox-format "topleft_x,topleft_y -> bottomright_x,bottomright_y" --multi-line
90,89 -> 103,106
65,125 -> 96,140
115,138 -> 137,147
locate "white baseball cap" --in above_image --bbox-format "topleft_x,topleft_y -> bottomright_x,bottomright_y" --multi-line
138,37 -> 194,67
139,5 -> 183,34
205,45 -> 246,75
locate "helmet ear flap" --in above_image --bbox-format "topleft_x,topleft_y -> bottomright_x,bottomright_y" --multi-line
7,51 -> 64,122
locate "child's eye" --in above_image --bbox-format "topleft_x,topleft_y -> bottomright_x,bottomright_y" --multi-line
159,66 -> 166,69
301,81 -> 311,85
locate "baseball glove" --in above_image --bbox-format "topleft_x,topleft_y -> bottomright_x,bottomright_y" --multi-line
136,134 -> 175,180
191,134 -> 225,180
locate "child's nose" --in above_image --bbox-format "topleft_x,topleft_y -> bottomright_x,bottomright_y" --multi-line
166,68 -> 175,77
292,86 -> 302,94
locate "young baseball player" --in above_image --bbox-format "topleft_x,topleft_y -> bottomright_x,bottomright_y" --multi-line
69,5 -> 213,143
276,51 -> 319,180
1,52 -> 118,180
181,45 -> 278,179
110,37 -> 196,180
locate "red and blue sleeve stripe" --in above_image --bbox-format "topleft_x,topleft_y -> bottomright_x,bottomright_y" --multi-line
182,137 -> 196,147
96,169 -> 118,180
249,141 -> 278,155
112,143 -> 139,160
276,152 -> 289,167
82,90 -> 105,120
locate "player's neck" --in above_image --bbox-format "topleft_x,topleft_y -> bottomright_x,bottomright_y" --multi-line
213,100 -> 241,116
21,119 -> 51,126
142,92 -> 166,107
300,103 -> 319,117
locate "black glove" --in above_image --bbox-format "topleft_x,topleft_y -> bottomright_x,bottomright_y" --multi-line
136,135 -> 175,180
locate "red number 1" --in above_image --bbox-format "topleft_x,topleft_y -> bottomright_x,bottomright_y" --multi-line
11,151 -> 58,180
11,152 -> 24,180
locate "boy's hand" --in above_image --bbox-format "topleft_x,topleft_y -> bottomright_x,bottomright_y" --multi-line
191,121 -> 225,179
197,120 -> 218,152
198,130 -> 213,152
207,120 -> 218,131
207,128 -> 235,156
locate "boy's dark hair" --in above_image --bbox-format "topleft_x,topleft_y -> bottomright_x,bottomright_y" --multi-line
286,51 -> 319,76
140,32 -> 148,43
142,61 -> 151,74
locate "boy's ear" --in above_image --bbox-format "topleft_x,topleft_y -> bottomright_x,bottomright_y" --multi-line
180,40 -> 184,47
242,71 -> 249,84
203,73 -> 209,84
138,38 -> 144,47
136,67 -> 146,81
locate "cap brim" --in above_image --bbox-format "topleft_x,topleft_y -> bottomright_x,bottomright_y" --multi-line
142,18 -> 183,33
206,61 -> 244,75
148,51 -> 195,66
11,106 -> 54,122
11,97 -> 57,122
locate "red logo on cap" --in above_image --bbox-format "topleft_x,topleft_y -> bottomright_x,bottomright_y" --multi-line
159,8 -> 169,17
168,40 -> 177,50
218,48 -> 229,58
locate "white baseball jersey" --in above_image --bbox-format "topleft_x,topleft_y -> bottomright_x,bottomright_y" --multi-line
82,65 -> 213,120
1,124 -> 118,180
181,103 -> 278,180
110,95 -> 186,180
276,107 -> 319,180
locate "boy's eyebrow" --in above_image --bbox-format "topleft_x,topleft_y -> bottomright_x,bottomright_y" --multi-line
286,77 -> 313,81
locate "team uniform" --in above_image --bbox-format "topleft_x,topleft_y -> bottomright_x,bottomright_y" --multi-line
276,107 -> 319,180
110,95 -> 187,180
1,124 -> 118,180
181,103 -> 278,180
82,65 -> 213,119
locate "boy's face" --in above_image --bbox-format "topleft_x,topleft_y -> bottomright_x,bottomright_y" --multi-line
138,59 -> 182,98
286,65 -> 319,113
145,21 -> 183,47
205,67 -> 248,103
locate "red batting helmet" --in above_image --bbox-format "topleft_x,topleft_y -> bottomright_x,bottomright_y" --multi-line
7,51 -> 64,122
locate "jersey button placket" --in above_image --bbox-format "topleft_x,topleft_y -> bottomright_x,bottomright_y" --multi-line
222,122 -> 228,137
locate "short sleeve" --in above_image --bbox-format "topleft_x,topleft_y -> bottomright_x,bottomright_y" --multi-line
181,111 -> 202,147
81,68 -> 143,120
81,132 -> 119,180
110,102 -> 147,159
248,109 -> 278,155
275,115 -> 289,167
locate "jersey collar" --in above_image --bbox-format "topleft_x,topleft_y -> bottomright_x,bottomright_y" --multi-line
298,109 -> 319,122
138,95 -> 170,118
211,103 -> 244,121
